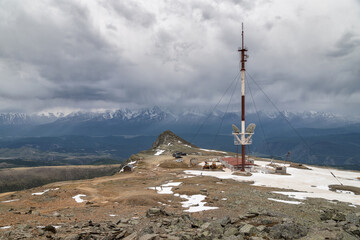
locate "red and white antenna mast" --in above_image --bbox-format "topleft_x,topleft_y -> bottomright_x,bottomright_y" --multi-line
240,23 -> 247,171
232,23 -> 255,172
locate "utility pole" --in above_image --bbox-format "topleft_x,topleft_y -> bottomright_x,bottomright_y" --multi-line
238,23 -> 248,171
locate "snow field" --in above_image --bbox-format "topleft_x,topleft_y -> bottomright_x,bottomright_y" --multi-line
184,160 -> 360,205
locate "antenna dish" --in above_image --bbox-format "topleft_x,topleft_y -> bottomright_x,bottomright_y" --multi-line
232,124 -> 240,133
246,123 -> 256,133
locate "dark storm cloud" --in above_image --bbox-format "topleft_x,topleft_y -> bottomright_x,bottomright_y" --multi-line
0,0 -> 359,117
327,32 -> 360,58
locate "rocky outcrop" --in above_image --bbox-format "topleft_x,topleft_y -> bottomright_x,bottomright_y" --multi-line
125,154 -> 144,165
151,130 -> 196,149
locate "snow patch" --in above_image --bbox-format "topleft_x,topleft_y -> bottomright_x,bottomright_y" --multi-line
312,185 -> 330,190
154,149 -> 165,156
0,226 -> 11,230
148,182 -> 182,194
182,175 -> 195,179
1,199 -> 19,203
268,198 -> 303,205
273,192 -> 308,200
72,194 -> 87,203
32,189 -> 50,196
200,148 -> 226,154
32,188 -> 59,196
336,190 -> 355,195
180,194 -> 218,212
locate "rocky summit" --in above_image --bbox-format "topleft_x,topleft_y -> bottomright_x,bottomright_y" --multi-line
151,130 -> 197,149
0,131 -> 360,239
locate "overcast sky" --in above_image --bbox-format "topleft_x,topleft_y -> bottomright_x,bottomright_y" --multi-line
0,0 -> 359,117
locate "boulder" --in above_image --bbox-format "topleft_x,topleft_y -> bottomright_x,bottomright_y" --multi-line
346,213 -> 359,225
224,227 -> 239,237
239,224 -> 257,236
53,211 -> 61,217
208,222 -> 224,236
44,225 -> 56,234
64,234 -> 80,240
320,209 -> 335,221
139,234 -> 158,240
256,225 -> 266,232
146,207 -> 162,217
270,223 -> 308,239
167,236 -> 181,240
223,236 -> 244,240
123,232 -> 138,240
200,222 -> 211,231
220,216 -> 231,227
346,225 -> 360,237
332,212 -> 346,222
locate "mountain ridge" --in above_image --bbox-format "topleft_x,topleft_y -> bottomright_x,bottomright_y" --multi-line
0,108 -> 354,126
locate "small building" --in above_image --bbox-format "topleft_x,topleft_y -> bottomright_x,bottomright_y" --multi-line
275,166 -> 287,174
220,157 -> 254,172
123,164 -> 134,172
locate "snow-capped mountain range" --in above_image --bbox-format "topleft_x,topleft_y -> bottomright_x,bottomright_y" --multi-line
0,107 -> 351,126
0,107 -> 359,168
0,106 -> 356,138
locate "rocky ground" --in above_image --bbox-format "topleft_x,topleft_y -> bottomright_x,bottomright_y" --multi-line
1,204 -> 359,239
0,131 -> 360,239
